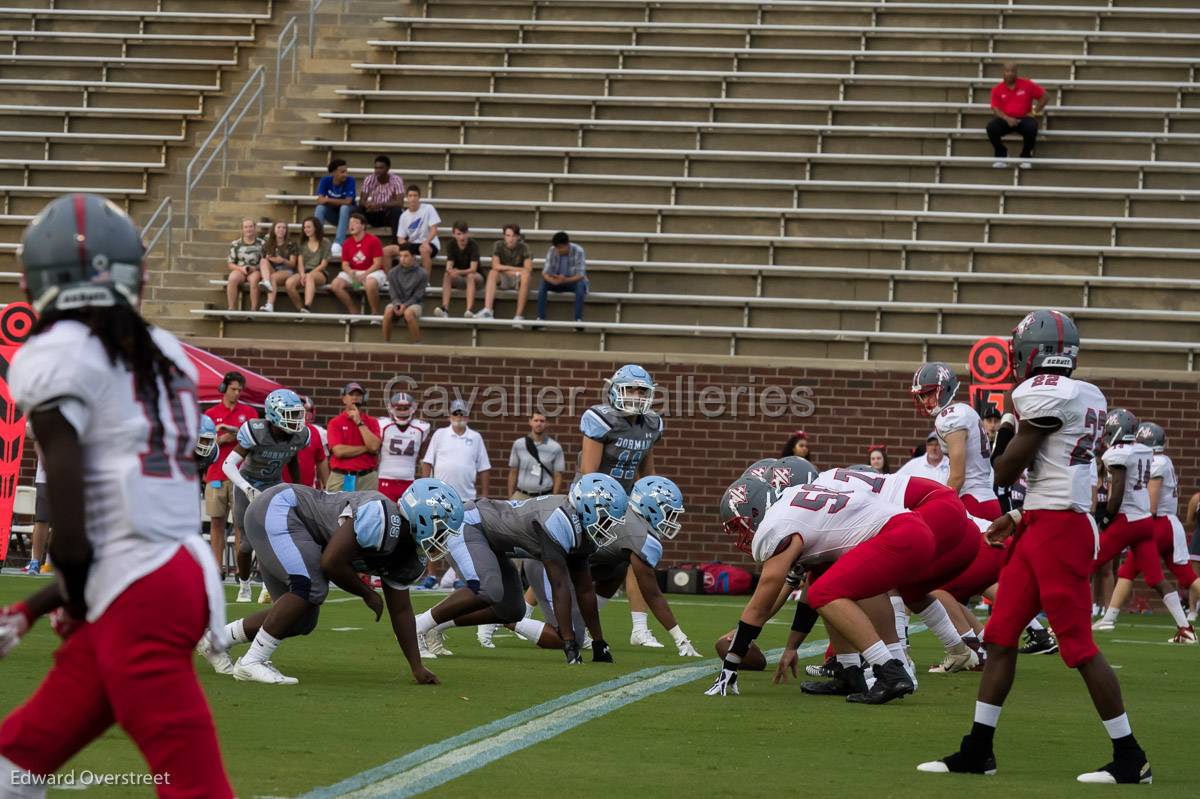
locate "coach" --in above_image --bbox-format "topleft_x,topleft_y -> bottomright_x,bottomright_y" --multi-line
326,381 -> 381,491
986,62 -> 1047,168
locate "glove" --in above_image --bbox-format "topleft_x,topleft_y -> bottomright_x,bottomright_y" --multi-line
704,667 -> 740,697
0,604 -> 33,658
564,640 -> 582,665
591,639 -> 613,663
49,607 -> 84,641
676,637 -> 701,658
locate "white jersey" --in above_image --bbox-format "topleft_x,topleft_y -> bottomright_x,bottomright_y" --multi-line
752,483 -> 907,566
1101,442 -> 1153,522
10,320 -> 226,640
811,467 -> 911,508
377,417 -> 430,481
1150,453 -> 1179,517
1011,374 -> 1107,513
934,402 -> 996,504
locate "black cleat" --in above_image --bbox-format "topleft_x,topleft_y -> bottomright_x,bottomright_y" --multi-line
1019,628 -> 1059,655
800,663 -> 867,696
1077,756 -> 1152,784
917,736 -> 998,775
848,659 -> 915,705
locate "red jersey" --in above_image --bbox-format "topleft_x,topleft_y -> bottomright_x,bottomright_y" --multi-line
341,232 -> 384,274
990,78 -> 1045,119
296,423 -> 327,488
203,401 -> 257,482
328,411 -> 381,472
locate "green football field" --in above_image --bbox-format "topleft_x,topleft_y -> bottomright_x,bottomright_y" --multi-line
0,575 -> 1190,798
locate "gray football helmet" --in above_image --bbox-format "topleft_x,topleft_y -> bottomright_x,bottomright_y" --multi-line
719,477 -> 772,555
911,361 -> 959,416
1010,309 -> 1080,382
1102,408 -> 1139,449
1134,421 -> 1165,454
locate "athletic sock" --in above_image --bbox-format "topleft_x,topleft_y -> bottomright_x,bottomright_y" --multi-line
631,611 -> 649,632
415,609 -> 436,635
918,602 -> 963,649
861,641 -> 891,667
240,629 -> 281,666
225,618 -> 248,645
1100,606 -> 1120,624
890,595 -> 908,649
886,642 -> 907,662
1103,715 -> 1143,759
967,702 -> 1002,750
435,619 -> 455,633
835,653 -> 860,669
1026,617 -> 1044,632
513,618 -> 545,645
524,602 -> 535,619
1161,592 -> 1189,628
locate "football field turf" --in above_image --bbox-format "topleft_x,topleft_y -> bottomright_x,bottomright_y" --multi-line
0,575 -> 1190,798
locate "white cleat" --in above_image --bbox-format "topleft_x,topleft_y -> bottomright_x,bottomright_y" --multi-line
258,587 -> 272,604
235,582 -> 252,603
477,624 -> 498,649
630,628 -> 665,648
916,761 -> 950,774
417,634 -> 438,660
1092,619 -> 1116,632
1168,625 -> 1197,644
582,632 -> 593,650
938,645 -> 979,673
423,628 -> 453,656
195,633 -> 234,675
232,658 -> 297,685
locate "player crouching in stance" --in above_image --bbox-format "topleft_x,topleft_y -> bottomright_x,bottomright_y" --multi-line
707,477 -> 933,704
0,194 -> 234,797
415,473 -> 624,664
918,309 -> 1152,784
197,479 -> 461,685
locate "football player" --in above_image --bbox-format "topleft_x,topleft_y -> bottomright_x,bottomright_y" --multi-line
0,194 -> 234,796
911,361 -> 1002,520
579,364 -> 665,647
197,478 -> 459,685
221,388 -> 309,603
377,391 -> 430,502
919,309 -> 1152,785
1091,413 -> 1193,641
414,473 -> 624,665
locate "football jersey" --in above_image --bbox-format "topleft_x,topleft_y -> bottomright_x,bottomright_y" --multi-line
751,484 -> 906,566
934,402 -> 996,503
811,468 -> 911,508
288,485 -> 392,545
9,320 -> 211,623
579,404 -> 663,492
467,495 -> 592,566
1150,453 -> 1179,517
1011,374 -> 1106,513
1101,442 -> 1153,522
590,511 -> 662,570
378,417 -> 430,481
235,419 -> 310,488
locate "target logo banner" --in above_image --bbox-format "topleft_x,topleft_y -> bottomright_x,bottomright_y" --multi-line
0,302 -> 36,562
969,335 -> 1012,419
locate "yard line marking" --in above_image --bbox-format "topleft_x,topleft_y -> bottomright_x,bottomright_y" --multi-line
1109,638 -> 1189,647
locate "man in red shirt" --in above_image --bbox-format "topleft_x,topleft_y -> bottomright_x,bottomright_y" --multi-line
987,62 -> 1047,168
329,213 -> 387,316
203,371 -> 257,580
295,394 -> 330,489
326,381 -> 382,492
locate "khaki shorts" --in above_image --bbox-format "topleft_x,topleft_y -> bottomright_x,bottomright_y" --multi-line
333,269 -> 388,290
495,272 -> 522,291
392,303 -> 423,318
325,470 -> 379,493
448,272 -> 483,288
204,480 -> 233,518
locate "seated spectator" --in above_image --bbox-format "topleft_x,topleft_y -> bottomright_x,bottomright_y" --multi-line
476,223 -> 532,326
258,220 -> 298,312
359,154 -> 405,241
536,231 -> 588,324
382,249 -> 428,343
225,217 -> 264,311
434,220 -> 482,318
388,185 -> 440,277
867,444 -> 890,474
987,62 -> 1046,168
314,157 -> 357,255
285,216 -> 332,313
329,213 -> 387,315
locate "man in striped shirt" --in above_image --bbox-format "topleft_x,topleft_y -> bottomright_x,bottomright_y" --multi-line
536,231 -> 588,324
359,154 -> 406,242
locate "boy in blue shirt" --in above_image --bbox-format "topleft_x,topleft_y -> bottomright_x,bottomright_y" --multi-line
314,158 -> 357,254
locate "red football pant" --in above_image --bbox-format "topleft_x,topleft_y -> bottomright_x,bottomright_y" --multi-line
961,494 -> 1003,522
897,479 -> 978,605
1094,514 -> 1163,587
985,509 -> 1099,668
941,535 -> 1008,603
1117,515 -> 1196,589
0,548 -> 234,798
378,478 -> 414,503
808,514 -> 936,609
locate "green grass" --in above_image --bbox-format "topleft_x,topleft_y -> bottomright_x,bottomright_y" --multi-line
0,575 -> 1190,798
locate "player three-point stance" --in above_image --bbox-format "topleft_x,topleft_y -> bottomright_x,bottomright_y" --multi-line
918,309 -> 1153,784
0,194 -> 234,797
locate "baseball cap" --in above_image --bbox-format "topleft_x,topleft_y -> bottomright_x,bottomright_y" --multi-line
342,381 -> 366,397
926,431 -> 938,442
449,399 -> 468,416
982,406 -> 1002,420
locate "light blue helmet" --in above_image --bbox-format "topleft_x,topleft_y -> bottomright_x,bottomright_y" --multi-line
195,415 -> 217,459
607,364 -> 655,415
264,388 -> 306,434
570,473 -> 628,548
629,476 -> 685,540
400,478 -> 464,561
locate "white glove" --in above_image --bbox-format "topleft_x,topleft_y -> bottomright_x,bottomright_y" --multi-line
704,668 -> 739,697
676,638 -> 701,657
0,605 -> 33,658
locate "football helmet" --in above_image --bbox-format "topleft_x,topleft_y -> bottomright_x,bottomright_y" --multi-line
629,476 -> 685,540
607,364 -> 655,414
773,457 -> 818,495
264,389 -> 306,434
741,458 -> 778,486
1134,421 -> 1165,454
570,473 -> 628,548
389,391 -> 416,424
1010,309 -> 1080,382
195,415 -> 217,459
1102,408 -> 1139,449
911,361 -> 959,416
719,477 -> 772,555
401,478 -> 465,562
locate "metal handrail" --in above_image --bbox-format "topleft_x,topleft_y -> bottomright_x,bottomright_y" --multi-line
143,195 -> 172,261
183,66 -> 265,230
275,16 -> 298,105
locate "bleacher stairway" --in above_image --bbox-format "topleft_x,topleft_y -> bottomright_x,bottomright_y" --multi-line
159,0 -> 1200,372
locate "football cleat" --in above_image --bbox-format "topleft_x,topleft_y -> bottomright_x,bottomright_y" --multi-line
423,628 -> 453,656
582,632 -> 593,650
232,658 -> 298,685
630,628 -> 665,648
477,623 -> 498,649
236,582 -> 252,603
933,644 -> 979,674
847,659 -> 915,705
417,633 -> 438,660
1077,758 -> 1152,784
1187,609 -> 1197,623
917,738 -> 997,776
195,633 -> 234,675
800,663 -> 867,697
805,655 -> 837,678
1168,625 -> 1197,645
258,587 -> 272,604
22,560 -> 39,576
1019,628 -> 1059,655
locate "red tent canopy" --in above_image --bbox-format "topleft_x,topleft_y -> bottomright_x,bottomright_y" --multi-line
182,343 -> 285,406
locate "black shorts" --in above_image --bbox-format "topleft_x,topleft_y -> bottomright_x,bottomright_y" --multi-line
399,241 -> 438,258
34,482 -> 49,524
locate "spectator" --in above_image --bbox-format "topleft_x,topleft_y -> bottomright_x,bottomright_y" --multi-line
381,249 -> 428,343
295,394 -> 330,490
895,431 -> 950,482
225,217 -> 264,311
507,411 -> 565,499
390,185 -> 440,277
476,223 -> 532,326
779,429 -> 812,461
329,213 -> 387,315
536,231 -> 588,324
867,444 -> 891,474
359,154 -> 405,241
285,216 -> 332,313
203,371 -> 257,576
326,381 -> 381,491
314,157 -> 357,254
258,220 -> 298,313
422,398 -> 491,501
987,62 -> 1046,168
981,405 -> 1003,444
434,220 -> 482,318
